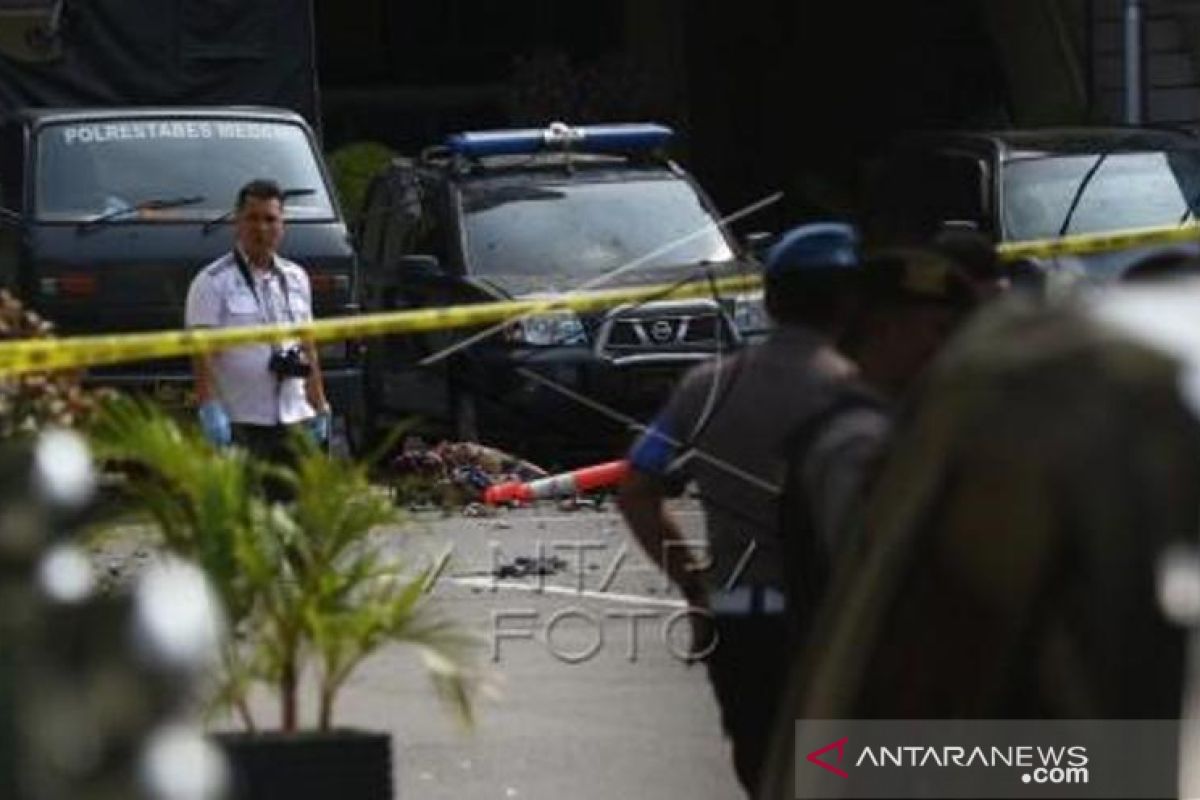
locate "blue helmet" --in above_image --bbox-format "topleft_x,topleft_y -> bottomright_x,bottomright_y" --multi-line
764,222 -> 861,278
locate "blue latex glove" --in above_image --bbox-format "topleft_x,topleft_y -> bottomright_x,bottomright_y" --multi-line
197,400 -> 232,447
307,407 -> 332,447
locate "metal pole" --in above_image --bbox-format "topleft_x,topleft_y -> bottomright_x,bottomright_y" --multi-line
1125,0 -> 1144,124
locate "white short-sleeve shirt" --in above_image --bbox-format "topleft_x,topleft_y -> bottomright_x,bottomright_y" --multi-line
185,251 -> 316,426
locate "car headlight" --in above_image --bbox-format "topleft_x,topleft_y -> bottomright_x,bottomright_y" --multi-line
512,311 -> 587,346
731,293 -> 771,334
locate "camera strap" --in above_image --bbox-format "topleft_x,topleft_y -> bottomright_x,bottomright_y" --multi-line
232,250 -> 297,418
232,248 -> 296,325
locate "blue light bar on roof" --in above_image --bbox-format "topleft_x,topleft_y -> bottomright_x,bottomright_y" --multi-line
446,122 -> 674,158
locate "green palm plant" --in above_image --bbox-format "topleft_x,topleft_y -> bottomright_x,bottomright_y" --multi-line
90,395 -> 267,728
286,443 -> 480,729
89,395 -> 482,733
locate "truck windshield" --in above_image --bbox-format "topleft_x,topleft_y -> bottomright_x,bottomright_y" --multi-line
1003,150 -> 1200,241
460,173 -> 735,285
34,119 -> 336,222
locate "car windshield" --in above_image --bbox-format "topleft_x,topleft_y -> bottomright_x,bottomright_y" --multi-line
34,119 -> 336,222
1003,149 -> 1200,240
459,173 -> 735,285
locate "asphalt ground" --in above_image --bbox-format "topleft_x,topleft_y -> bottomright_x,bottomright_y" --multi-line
230,498 -> 747,799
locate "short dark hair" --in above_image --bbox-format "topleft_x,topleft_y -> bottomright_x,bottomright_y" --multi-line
764,270 -> 860,331
932,229 -> 1001,282
860,250 -> 975,311
236,179 -> 285,210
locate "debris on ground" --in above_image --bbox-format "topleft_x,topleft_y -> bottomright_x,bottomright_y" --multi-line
388,437 -> 548,512
557,495 -> 609,513
491,555 -> 570,579
388,439 -> 626,515
90,541 -> 157,595
461,502 -> 491,518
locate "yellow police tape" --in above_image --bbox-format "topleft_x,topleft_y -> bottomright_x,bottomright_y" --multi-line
996,222 -> 1200,262
2,221 -> 1196,377
0,274 -> 764,377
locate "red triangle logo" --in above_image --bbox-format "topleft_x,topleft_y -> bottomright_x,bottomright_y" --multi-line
806,736 -> 849,779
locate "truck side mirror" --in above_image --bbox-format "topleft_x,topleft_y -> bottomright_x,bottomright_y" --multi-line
0,208 -> 21,227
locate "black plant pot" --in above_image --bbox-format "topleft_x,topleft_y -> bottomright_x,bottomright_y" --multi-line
214,729 -> 393,800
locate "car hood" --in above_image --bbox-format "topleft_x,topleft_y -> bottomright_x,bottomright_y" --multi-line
472,259 -> 755,299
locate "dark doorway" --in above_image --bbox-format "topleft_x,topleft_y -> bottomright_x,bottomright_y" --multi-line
683,0 -> 1008,223
315,0 -> 1007,222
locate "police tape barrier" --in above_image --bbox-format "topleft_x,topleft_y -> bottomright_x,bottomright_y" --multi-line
10,217 -> 1191,379
996,222 -> 1200,262
0,274 -> 764,377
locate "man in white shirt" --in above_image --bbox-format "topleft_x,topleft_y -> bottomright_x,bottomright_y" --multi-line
184,179 -> 330,465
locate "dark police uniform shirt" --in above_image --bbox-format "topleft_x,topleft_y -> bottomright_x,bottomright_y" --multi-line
627,325 -> 859,594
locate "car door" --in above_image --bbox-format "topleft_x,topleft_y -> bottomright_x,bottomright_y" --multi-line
361,170 -> 457,422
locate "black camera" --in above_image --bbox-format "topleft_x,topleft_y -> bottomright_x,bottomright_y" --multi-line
268,346 -> 312,379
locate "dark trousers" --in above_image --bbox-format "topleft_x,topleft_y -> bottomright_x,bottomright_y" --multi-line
231,423 -> 307,502
705,613 -> 792,796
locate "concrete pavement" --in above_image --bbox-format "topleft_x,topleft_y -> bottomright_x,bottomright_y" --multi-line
326,501 -> 747,799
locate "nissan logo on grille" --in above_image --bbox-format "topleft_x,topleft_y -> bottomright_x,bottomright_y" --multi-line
649,320 -> 676,343
597,303 -> 736,356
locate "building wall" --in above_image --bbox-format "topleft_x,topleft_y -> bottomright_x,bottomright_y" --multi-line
977,0 -> 1089,126
312,0 -> 1008,220
682,0 -> 1007,221
315,1 -> 632,150
1088,0 -> 1200,126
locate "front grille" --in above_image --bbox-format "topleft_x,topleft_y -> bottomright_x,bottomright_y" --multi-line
644,318 -> 682,345
682,314 -> 720,344
597,304 -> 737,357
606,320 -> 641,347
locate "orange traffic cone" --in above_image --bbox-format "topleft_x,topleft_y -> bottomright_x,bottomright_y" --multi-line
484,460 -> 629,505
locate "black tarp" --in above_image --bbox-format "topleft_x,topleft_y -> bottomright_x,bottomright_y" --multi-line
0,0 -> 319,130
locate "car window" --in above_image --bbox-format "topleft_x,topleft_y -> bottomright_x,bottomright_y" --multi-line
459,173 -> 734,291
1003,150 -> 1200,241
370,169 -> 443,269
0,123 -> 24,212
34,119 -> 336,221
868,153 -> 987,241
922,155 -> 986,224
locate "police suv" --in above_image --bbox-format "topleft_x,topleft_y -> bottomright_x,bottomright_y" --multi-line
357,122 -> 766,461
